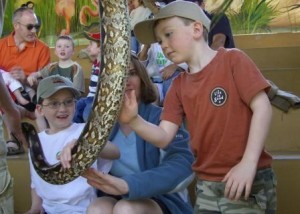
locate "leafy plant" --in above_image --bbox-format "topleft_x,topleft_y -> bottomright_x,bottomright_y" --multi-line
226,0 -> 280,34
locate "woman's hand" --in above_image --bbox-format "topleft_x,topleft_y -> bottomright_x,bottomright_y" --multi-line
83,168 -> 129,195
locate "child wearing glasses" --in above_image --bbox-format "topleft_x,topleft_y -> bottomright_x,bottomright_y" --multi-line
26,75 -> 119,214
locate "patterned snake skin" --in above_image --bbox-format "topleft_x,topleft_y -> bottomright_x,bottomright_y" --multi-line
22,0 -> 131,184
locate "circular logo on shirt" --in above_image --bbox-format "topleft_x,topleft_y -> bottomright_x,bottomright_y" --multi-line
210,87 -> 227,107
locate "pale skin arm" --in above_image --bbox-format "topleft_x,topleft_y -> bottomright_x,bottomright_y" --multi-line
24,189 -> 44,214
0,73 -> 35,147
119,90 -> 178,149
60,140 -> 120,169
210,33 -> 227,50
27,72 -> 42,87
222,91 -> 272,201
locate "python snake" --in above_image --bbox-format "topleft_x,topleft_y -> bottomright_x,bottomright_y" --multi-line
23,0 -> 132,184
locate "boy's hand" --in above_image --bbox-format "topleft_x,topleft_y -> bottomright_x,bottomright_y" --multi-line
222,160 -> 257,201
119,90 -> 138,124
59,140 -> 76,168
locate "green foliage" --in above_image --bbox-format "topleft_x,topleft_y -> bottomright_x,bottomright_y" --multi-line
227,0 -> 279,34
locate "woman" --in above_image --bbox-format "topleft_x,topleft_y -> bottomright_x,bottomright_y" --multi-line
83,54 -> 195,214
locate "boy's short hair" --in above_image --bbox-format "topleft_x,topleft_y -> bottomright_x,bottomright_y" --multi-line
57,35 -> 75,47
134,1 -> 211,45
36,75 -> 80,103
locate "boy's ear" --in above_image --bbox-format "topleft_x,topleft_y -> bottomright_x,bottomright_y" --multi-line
193,21 -> 204,39
35,104 -> 44,115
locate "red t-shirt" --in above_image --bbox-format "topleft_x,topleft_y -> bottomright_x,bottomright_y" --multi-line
162,48 -> 272,181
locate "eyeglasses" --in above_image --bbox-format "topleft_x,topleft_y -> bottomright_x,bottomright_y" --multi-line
18,22 -> 40,31
42,98 -> 76,109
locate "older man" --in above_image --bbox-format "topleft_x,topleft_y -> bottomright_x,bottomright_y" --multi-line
0,6 -> 50,155
0,6 -> 50,83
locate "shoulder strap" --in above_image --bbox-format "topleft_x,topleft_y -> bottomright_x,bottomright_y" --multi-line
70,63 -> 78,81
48,62 -> 59,74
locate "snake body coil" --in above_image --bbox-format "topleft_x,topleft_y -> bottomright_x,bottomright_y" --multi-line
22,0 -> 130,184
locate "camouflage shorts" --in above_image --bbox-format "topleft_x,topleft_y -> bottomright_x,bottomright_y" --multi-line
194,168 -> 277,214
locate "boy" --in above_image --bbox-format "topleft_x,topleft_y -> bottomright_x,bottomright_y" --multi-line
121,1 -> 276,213
73,30 -> 101,123
27,35 -> 85,95
26,75 -> 119,214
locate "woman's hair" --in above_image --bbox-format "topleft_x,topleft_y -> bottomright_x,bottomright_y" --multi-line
130,53 -> 157,104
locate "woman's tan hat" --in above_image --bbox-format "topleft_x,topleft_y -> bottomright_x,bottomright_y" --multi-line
134,1 -> 211,45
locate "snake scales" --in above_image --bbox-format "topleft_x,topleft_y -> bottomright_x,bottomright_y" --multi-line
22,0 -> 132,184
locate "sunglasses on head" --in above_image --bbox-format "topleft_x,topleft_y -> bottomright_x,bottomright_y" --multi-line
18,22 -> 40,31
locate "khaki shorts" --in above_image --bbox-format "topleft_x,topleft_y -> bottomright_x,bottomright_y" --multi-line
194,168 -> 277,214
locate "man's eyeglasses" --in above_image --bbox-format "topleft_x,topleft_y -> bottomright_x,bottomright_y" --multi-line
18,22 -> 40,31
42,98 -> 76,110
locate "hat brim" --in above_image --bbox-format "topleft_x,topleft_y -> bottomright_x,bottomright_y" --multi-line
37,86 -> 80,102
134,15 -> 174,45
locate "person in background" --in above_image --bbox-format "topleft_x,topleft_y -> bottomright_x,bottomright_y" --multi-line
25,75 -> 119,214
130,0 -> 152,54
28,35 -> 85,132
73,28 -> 101,123
27,35 -> 85,95
138,42 -> 185,106
137,2 -> 186,106
126,1 -> 276,213
191,0 -> 235,49
0,6 -> 50,155
73,53 -> 195,214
